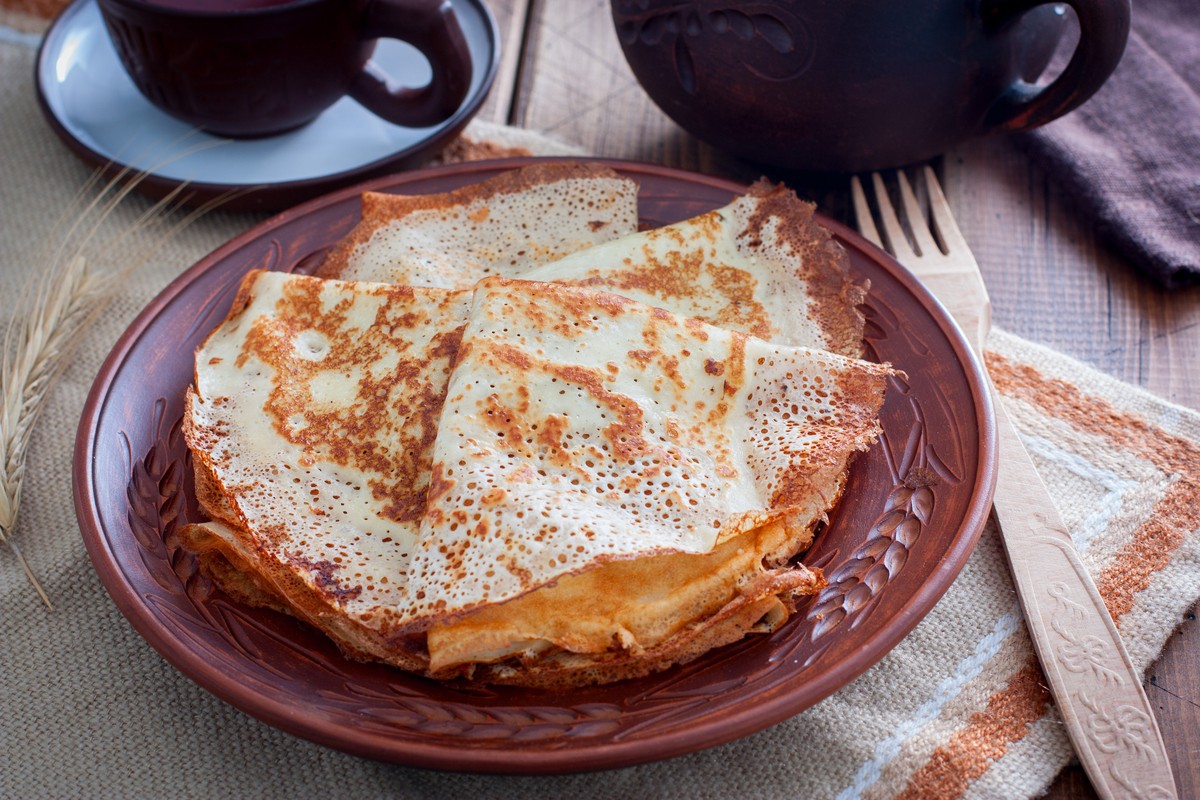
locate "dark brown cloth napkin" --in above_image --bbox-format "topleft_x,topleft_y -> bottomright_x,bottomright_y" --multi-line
1019,0 -> 1200,289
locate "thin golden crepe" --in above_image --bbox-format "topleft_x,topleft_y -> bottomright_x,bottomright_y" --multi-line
315,162 -> 640,288
183,268 -> 891,685
527,178 -> 867,357
181,169 -> 890,686
183,272 -> 468,670
419,278 -> 891,685
322,167 -> 866,358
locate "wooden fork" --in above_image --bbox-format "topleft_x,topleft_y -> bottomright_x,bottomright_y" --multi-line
852,167 -> 1177,800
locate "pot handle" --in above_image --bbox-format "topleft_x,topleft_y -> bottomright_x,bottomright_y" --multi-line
983,0 -> 1130,131
349,0 -> 473,128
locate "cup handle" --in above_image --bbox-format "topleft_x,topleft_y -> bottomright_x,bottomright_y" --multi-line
348,0 -> 473,128
982,0 -> 1130,131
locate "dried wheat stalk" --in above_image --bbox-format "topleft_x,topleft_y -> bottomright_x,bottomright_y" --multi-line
1,171 -> 217,609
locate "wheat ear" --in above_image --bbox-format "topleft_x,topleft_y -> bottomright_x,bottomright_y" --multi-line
1,171 -> 220,609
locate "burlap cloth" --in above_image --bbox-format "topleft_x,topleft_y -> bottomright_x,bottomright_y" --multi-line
3,20 -> 1199,800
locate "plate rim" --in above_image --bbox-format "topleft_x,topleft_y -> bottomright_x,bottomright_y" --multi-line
33,0 -> 501,212
73,156 -> 997,773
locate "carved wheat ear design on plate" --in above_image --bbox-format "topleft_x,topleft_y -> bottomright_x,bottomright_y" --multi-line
320,687 -> 626,742
804,386 -> 937,645
123,402 -> 284,668
125,398 -> 202,599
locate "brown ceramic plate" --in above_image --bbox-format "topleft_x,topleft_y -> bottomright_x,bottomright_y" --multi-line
74,158 -> 996,774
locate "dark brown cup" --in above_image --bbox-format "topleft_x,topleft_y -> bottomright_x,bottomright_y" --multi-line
611,0 -> 1130,172
98,0 -> 473,138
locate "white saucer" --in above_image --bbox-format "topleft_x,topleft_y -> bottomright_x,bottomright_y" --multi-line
35,0 -> 499,211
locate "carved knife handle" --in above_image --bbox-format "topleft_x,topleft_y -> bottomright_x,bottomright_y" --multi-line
992,397 -> 1178,799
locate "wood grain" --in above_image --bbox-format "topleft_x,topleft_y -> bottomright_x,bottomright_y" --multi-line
470,0 -> 526,124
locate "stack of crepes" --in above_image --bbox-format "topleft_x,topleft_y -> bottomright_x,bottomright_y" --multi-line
180,163 -> 896,688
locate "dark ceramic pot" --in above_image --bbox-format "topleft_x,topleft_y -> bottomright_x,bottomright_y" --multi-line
611,0 -> 1130,172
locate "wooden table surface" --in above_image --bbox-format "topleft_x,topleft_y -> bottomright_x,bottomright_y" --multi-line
476,1 -> 1199,797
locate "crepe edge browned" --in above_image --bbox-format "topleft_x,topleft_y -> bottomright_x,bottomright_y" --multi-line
314,161 -> 639,281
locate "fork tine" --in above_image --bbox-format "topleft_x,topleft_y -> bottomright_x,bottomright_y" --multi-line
850,176 -> 883,248
896,170 -> 941,257
869,173 -> 919,264
921,166 -> 971,254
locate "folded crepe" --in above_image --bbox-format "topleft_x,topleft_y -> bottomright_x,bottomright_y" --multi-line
315,162 -> 640,288
321,165 -> 866,358
527,178 -> 867,357
418,277 -> 891,685
182,272 -> 468,671
182,269 -> 892,686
